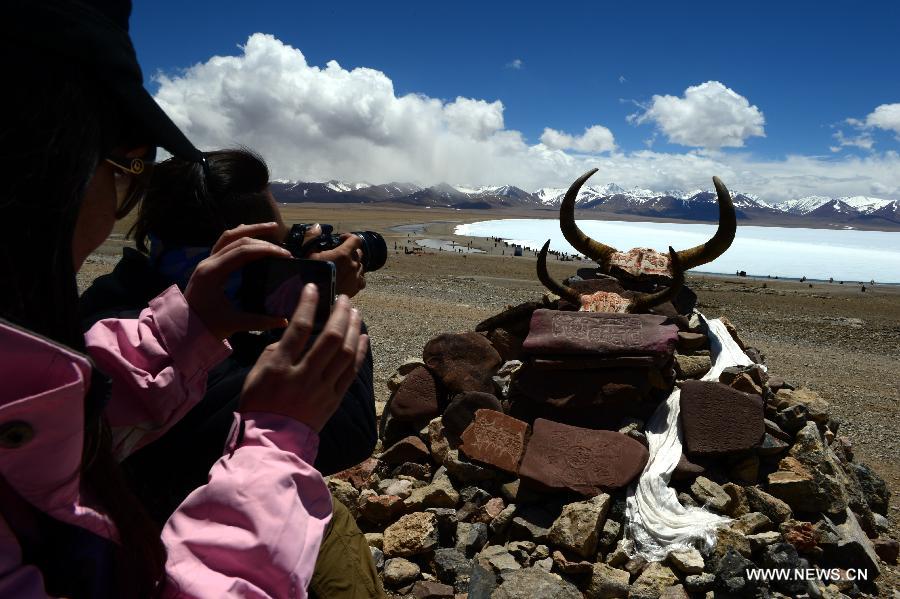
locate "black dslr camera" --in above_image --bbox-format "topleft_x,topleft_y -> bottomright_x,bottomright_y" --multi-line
285,223 -> 388,272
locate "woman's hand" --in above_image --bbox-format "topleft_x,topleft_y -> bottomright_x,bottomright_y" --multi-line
239,285 -> 368,432
307,234 -> 366,298
184,223 -> 292,339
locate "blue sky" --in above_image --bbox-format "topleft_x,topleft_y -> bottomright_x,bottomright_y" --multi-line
130,1 -> 900,200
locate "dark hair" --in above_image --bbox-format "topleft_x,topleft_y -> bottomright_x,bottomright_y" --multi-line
0,51 -> 167,596
131,149 -> 275,252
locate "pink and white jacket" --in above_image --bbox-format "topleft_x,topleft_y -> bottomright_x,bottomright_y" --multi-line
0,286 -> 331,598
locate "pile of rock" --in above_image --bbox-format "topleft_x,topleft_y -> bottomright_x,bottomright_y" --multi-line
327,299 -> 896,598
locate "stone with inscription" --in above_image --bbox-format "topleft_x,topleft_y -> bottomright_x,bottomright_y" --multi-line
679,380 -> 764,458
442,392 -> 503,438
423,332 -> 502,394
522,310 -> 678,359
459,410 -> 529,475
389,366 -> 445,422
518,419 -> 649,495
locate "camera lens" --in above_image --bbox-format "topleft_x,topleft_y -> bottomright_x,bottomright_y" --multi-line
353,231 -> 387,272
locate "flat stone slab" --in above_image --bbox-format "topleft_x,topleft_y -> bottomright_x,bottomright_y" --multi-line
522,310 -> 678,359
519,419 -> 649,495
679,380 -> 764,458
460,409 -> 529,474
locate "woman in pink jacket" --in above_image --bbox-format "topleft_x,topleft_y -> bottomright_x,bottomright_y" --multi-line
0,1 -> 366,597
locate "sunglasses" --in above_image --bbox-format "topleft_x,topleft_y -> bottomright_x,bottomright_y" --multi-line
105,147 -> 157,218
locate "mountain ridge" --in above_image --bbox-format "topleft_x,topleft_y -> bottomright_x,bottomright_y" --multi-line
268,180 -> 900,230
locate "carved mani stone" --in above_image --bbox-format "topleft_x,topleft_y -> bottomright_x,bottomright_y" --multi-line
679,380 -> 765,458
459,409 -> 530,475
519,419 -> 649,495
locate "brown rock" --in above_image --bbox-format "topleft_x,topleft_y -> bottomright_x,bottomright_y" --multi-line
674,353 -> 711,379
358,491 -> 406,525
423,332 -> 502,394
487,327 -> 525,362
873,538 -> 899,564
333,457 -> 380,490
745,486 -> 793,523
679,380 -> 764,458
473,497 -> 506,524
410,580 -> 454,598
519,419 -> 648,495
390,366 -> 444,422
459,409 -> 529,475
722,483 -> 750,517
773,388 -> 830,424
676,331 -> 708,352
719,316 -> 746,349
442,391 -> 503,438
671,453 -> 706,481
781,520 -> 818,552
380,435 -> 430,466
729,372 -> 763,396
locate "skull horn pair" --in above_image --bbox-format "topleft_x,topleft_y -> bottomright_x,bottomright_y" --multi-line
537,169 -> 737,313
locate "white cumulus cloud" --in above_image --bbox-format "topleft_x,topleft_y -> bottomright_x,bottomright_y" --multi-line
540,125 -> 616,153
865,103 -> 900,136
506,58 -> 524,70
152,34 -> 900,201
628,81 -> 766,149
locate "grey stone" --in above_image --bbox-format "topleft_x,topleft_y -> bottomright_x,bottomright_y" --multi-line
690,476 -> 732,513
548,494 -> 611,558
730,511 -> 772,535
683,572 -> 715,593
466,558 -> 498,599
433,547 -> 472,586
667,547 -> 704,574
629,562 -> 679,599
713,550 -> 761,596
442,449 -> 494,485
848,462 -> 891,515
383,557 -> 421,587
456,521 -> 488,557
598,517 -> 622,550
486,549 -> 521,573
745,485 -> 793,523
490,504 -> 517,537
760,542 -> 806,595
509,504 -> 557,543
746,530 -> 783,551
369,546 -> 384,570
585,562 -> 630,598
821,508 -> 881,579
404,466 -> 460,510
491,567 -> 582,599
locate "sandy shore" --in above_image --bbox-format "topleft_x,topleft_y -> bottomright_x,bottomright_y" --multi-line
79,204 -> 900,590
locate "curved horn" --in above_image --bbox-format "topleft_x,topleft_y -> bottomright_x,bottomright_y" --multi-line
628,247 -> 684,313
675,176 -> 736,270
537,240 -> 583,306
560,168 -> 617,269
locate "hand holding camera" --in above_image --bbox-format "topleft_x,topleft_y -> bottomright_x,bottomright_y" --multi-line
239,286 -> 369,432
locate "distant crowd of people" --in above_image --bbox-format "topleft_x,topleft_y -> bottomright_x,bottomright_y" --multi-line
1,1 -> 386,597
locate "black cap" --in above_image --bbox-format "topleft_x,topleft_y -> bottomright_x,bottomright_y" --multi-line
6,0 -> 203,162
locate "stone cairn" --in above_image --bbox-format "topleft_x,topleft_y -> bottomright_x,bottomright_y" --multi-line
326,172 -> 897,598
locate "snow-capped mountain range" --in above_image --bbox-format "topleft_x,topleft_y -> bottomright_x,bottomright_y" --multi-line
267,180 -> 900,230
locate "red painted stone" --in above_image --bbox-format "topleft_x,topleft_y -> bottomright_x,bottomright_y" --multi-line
519,419 -> 649,495
459,409 -> 530,475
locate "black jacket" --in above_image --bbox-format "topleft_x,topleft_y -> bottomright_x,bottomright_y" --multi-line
79,248 -> 377,523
